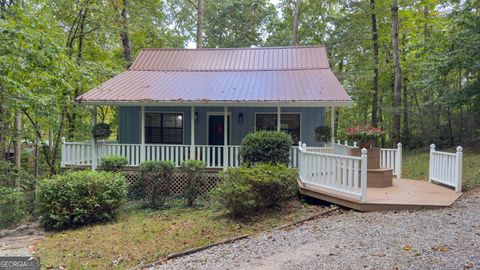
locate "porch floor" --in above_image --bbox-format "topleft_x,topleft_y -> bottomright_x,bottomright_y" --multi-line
298,178 -> 463,211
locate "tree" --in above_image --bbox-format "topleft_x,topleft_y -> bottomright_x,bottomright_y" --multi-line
291,0 -> 302,45
391,0 -> 402,144
370,0 -> 379,127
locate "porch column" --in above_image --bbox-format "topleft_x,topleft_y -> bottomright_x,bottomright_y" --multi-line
330,106 -> 335,146
277,106 -> 281,131
190,106 -> 195,159
91,106 -> 97,170
223,105 -> 228,170
140,106 -> 145,163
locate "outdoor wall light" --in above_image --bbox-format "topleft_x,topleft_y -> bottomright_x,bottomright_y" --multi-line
194,112 -> 199,123
238,112 -> 244,123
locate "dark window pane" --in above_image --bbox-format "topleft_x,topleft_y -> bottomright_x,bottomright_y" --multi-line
255,114 -> 277,131
144,113 -> 183,144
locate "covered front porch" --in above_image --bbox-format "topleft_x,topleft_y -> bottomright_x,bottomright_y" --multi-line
61,103 -> 339,170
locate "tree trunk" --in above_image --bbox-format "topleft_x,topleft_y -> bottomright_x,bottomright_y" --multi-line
13,111 -> 21,168
402,78 -> 410,146
112,0 -> 132,67
391,0 -> 402,144
196,0 -> 203,48
370,0 -> 379,127
291,0 -> 302,46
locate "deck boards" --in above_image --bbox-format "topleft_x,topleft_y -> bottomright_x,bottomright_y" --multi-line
298,178 -> 463,211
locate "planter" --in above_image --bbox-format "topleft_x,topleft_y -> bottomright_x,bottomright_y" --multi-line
350,147 -> 380,169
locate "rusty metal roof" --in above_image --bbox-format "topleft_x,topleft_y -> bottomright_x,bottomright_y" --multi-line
78,46 -> 352,106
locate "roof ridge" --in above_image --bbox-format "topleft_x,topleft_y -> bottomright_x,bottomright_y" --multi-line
128,67 -> 330,72
140,45 -> 325,52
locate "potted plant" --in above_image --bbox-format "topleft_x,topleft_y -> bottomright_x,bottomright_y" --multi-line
345,126 -> 384,148
314,126 -> 331,145
345,126 -> 384,169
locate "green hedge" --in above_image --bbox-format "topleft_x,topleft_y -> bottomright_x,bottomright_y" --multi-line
210,163 -> 297,216
36,170 -> 127,229
100,155 -> 129,172
239,131 -> 293,166
140,160 -> 175,208
181,160 -> 206,206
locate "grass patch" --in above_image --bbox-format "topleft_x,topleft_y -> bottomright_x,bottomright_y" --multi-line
33,197 -> 327,269
403,148 -> 480,190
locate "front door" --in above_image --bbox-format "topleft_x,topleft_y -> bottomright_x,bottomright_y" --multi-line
208,115 -> 230,145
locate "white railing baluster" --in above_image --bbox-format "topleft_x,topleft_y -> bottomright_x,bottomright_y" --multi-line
428,144 -> 463,192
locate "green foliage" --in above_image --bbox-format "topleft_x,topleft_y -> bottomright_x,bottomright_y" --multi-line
36,171 -> 127,229
100,155 -> 129,172
0,187 -> 27,229
139,160 -> 175,208
0,161 -> 35,216
181,160 -> 206,207
92,123 -> 112,140
314,126 -> 331,144
210,163 -> 297,217
239,131 -> 293,166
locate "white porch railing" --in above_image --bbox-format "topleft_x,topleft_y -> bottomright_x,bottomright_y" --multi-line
380,143 -> 403,178
61,139 -> 333,169
298,142 -> 368,202
332,140 -> 357,155
429,144 -> 463,192
60,140 -> 93,167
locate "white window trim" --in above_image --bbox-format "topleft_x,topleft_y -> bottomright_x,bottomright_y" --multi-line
144,111 -> 185,144
253,112 -> 302,141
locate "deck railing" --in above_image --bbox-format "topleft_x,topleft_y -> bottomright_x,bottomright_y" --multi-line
429,144 -> 463,192
332,140 -> 357,155
380,143 -> 403,178
61,139 -> 332,169
298,142 -> 367,202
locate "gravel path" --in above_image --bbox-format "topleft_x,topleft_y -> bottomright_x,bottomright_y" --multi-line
151,190 -> 480,270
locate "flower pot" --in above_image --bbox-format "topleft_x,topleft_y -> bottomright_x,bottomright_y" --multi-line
350,147 -> 380,169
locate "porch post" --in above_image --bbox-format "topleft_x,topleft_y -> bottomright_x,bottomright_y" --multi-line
91,106 -> 97,170
277,106 -> 281,131
190,106 -> 195,159
223,105 -> 228,170
330,106 -> 335,146
140,106 -> 145,163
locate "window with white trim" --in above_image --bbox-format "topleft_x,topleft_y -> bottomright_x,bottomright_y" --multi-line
145,113 -> 183,144
255,113 -> 300,144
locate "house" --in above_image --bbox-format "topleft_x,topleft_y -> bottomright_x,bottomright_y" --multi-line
67,46 -> 351,169
62,45 -> 464,211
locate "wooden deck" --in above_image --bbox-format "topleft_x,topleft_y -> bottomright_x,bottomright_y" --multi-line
298,178 -> 463,211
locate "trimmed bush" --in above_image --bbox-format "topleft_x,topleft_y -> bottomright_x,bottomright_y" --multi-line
100,155 -> 129,172
91,123 -> 112,140
181,160 -> 206,207
239,131 -> 293,166
210,163 -> 297,217
0,187 -> 26,229
139,160 -> 175,208
36,170 -> 127,229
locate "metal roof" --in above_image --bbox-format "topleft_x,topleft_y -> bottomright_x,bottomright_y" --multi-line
78,46 -> 352,106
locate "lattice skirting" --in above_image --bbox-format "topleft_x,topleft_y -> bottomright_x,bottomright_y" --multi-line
63,166 -> 223,200
124,169 -> 222,200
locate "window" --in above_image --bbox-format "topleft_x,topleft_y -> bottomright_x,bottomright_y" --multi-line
255,113 -> 301,144
145,113 -> 183,144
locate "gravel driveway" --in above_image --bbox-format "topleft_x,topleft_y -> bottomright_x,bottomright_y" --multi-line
151,189 -> 480,270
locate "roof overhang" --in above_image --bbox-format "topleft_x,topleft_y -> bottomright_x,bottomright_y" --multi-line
77,100 -> 353,107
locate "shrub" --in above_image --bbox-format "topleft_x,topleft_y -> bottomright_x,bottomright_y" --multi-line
210,163 -> 297,217
314,126 -> 331,144
239,131 -> 293,166
100,155 -> 129,172
181,160 -> 206,207
36,170 -> 127,229
139,160 -> 175,208
91,123 -> 112,140
0,187 -> 26,229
